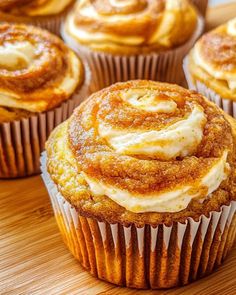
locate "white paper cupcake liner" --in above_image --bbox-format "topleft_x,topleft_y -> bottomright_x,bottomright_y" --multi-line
192,0 -> 208,16
41,152 -> 236,289
0,81 -> 88,179
183,57 -> 236,117
28,14 -> 66,36
62,15 -> 204,93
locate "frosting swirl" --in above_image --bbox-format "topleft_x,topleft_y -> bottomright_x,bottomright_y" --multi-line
65,0 -> 197,54
0,23 -> 84,113
64,80 -> 231,213
192,18 -> 236,92
98,89 -> 207,160
0,0 -> 74,16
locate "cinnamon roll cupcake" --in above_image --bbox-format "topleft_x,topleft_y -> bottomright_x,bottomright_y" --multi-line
0,0 -> 75,35
0,23 -> 87,178
62,0 -> 204,92
184,18 -> 236,117
192,0 -> 208,16
41,80 -> 236,289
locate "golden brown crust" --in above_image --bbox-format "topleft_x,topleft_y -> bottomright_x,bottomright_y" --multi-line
188,54 -> 236,101
199,32 -> 236,72
188,20 -> 236,100
65,0 -> 198,55
69,81 -> 231,193
0,0 -> 31,9
0,25 -> 66,92
0,0 -> 75,16
46,80 -> 236,226
91,0 -> 151,15
0,23 -> 84,118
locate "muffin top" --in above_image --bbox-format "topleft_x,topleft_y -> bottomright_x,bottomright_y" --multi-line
0,0 -> 74,16
0,23 -> 84,123
46,80 -> 236,226
64,0 -> 198,55
189,18 -> 236,100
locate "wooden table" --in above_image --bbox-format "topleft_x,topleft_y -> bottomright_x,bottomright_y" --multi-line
1,3 -> 236,295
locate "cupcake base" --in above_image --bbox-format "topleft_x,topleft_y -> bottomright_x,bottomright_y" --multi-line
41,152 -> 236,289
62,15 -> 204,93
0,81 -> 88,179
183,57 -> 236,117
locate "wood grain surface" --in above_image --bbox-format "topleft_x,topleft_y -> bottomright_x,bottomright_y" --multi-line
1,4 -> 236,295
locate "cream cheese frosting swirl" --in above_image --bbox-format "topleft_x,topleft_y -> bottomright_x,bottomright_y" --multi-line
0,23 -> 84,113
0,0 -> 74,16
66,80 -> 232,213
65,0 -> 197,54
192,18 -> 236,91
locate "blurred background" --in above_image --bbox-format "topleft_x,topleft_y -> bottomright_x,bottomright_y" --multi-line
211,0 -> 235,5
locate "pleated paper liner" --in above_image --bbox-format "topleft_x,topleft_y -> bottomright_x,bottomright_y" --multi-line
0,1 -> 76,36
41,152 -> 236,289
192,0 -> 208,16
183,57 -> 236,118
0,82 -> 89,179
61,15 -> 204,93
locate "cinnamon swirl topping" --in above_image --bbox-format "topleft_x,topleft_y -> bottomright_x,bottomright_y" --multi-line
0,0 -> 32,9
192,18 -> 236,91
0,0 -> 74,16
65,0 -> 197,54
63,80 -> 232,213
0,23 -> 83,113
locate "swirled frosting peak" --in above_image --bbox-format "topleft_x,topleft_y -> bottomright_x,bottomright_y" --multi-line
0,23 -> 83,113
66,80 -> 232,213
0,41 -> 35,71
65,0 -> 197,54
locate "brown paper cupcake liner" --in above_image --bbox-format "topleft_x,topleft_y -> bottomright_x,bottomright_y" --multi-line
0,81 -> 88,179
61,15 -> 204,93
41,152 -> 236,289
192,0 -> 208,16
183,57 -> 236,118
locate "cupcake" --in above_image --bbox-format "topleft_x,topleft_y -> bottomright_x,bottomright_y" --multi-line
184,18 -> 236,117
41,80 -> 236,289
0,23 -> 87,178
192,0 -> 208,16
62,0 -> 204,92
0,0 -> 75,35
